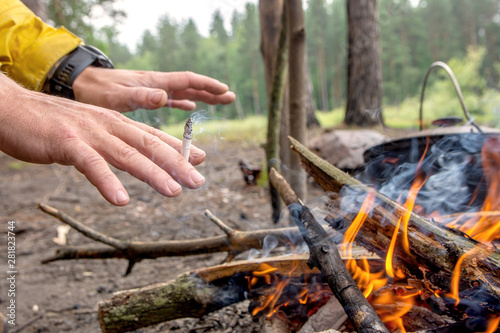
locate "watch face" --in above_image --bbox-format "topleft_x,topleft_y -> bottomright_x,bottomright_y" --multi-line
83,45 -> 114,68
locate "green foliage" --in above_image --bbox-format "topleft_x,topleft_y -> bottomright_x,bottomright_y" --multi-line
315,108 -> 345,128
415,47 -> 500,128
48,0 -> 125,42
48,0 -> 500,130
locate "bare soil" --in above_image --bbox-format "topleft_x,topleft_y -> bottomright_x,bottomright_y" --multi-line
0,140 -> 302,332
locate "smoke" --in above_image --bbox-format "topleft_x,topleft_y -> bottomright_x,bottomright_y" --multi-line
356,133 -> 488,217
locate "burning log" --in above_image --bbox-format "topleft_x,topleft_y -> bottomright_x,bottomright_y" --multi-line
269,169 -> 389,333
98,255 -> 336,333
287,136 -> 500,324
98,274 -> 233,333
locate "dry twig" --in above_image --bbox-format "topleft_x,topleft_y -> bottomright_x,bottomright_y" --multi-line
38,203 -> 301,275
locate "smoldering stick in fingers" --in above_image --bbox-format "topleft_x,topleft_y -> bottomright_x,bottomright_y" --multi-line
182,118 -> 193,161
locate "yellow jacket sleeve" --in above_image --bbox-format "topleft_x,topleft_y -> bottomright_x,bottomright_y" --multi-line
0,0 -> 82,91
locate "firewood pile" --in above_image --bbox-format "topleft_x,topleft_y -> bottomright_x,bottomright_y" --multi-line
286,136 -> 500,333
39,135 -> 500,333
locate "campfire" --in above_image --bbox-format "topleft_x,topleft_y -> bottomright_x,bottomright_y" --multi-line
41,133 -> 500,333
287,135 -> 500,333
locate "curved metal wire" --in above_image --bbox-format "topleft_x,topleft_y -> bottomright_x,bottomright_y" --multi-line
418,61 -> 482,133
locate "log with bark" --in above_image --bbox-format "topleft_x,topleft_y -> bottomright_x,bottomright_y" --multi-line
98,255 -> 382,333
287,136 -> 500,299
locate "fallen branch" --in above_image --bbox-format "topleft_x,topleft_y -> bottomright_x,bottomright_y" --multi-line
269,168 -> 389,333
38,203 -> 302,274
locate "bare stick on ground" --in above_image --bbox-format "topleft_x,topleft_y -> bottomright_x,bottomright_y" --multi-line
269,168 -> 389,333
38,204 -> 302,273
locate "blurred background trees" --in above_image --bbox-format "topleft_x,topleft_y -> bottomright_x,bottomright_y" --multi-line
22,0 -> 500,127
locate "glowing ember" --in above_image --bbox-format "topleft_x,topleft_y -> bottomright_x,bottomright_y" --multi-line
248,261 -> 332,320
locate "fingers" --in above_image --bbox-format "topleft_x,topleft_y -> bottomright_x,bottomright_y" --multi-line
74,68 -> 235,112
106,121 -> 206,189
121,117 -> 206,166
95,133 -> 187,196
121,87 -> 169,111
157,71 -> 231,95
121,86 -> 234,111
58,110 -> 206,205
125,80 -> 235,111
168,89 -> 236,105
66,141 -> 130,206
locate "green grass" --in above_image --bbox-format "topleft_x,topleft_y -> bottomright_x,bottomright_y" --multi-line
161,115 -> 267,146
161,90 -> 500,148
8,161 -> 28,170
315,108 -> 345,128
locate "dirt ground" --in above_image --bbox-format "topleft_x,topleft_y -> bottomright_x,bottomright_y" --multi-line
0,138 -> 327,333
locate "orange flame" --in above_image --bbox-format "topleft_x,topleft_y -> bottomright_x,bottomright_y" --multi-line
250,261 -> 299,317
371,288 -> 417,333
249,135 -> 500,330
341,191 -> 388,297
386,138 -> 430,279
444,135 -> 500,243
448,251 -> 469,306
480,315 -> 500,333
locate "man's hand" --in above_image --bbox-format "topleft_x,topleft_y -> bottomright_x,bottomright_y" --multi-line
0,73 -> 207,206
73,68 -> 236,112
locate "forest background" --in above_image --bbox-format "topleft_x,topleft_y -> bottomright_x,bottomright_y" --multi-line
44,0 -> 500,128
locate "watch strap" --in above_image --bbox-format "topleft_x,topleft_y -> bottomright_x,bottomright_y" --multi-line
48,45 -> 114,99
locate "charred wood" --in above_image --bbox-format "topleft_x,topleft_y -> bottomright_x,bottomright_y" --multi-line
269,169 -> 389,333
98,253 -> 383,332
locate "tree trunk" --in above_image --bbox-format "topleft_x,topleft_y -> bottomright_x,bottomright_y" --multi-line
317,45 -> 329,111
260,0 -> 288,223
345,0 -> 383,127
333,56 -> 344,107
251,53 -> 262,115
305,56 -> 320,128
21,0 -> 48,21
287,0 -> 308,200
259,0 -> 284,94
280,79 -> 291,173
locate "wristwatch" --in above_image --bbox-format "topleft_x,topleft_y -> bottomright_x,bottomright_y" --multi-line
43,45 -> 114,99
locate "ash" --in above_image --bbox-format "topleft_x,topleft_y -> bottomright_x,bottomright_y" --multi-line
157,301 -> 261,333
